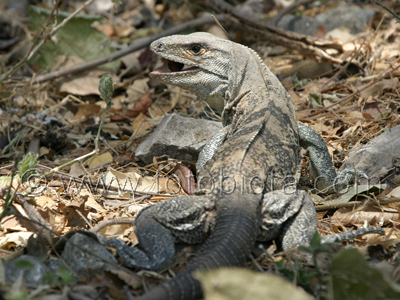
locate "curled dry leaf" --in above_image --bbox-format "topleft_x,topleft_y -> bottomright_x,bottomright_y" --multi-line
103,167 -> 178,195
0,232 -> 34,250
173,163 -> 195,195
332,205 -> 398,226
111,92 -> 152,121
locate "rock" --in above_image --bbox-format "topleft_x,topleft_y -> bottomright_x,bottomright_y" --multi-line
135,113 -> 222,165
277,15 -> 320,36
316,6 -> 375,34
5,255 -> 49,286
341,125 -> 400,184
277,6 -> 375,36
60,232 -> 118,278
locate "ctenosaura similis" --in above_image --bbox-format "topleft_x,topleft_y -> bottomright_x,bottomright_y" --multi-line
105,32 -> 383,300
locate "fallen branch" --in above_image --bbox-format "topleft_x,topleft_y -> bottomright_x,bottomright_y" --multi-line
315,197 -> 400,212
204,0 -> 343,63
0,0 -> 96,83
306,61 -> 400,120
23,14 -> 225,84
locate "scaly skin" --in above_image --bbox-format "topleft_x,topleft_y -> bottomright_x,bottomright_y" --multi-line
145,32 -> 300,300
104,32 -> 383,300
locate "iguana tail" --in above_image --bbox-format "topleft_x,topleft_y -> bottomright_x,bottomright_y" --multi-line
137,193 -> 261,300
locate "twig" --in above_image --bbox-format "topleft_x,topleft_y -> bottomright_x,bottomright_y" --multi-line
315,197 -> 400,212
376,1 -> 400,21
109,194 -> 152,209
305,61 -> 400,120
270,0 -> 317,26
91,217 -> 136,233
27,0 -> 96,61
320,37 -> 367,91
0,0 -> 96,83
21,14 -> 225,84
206,0 -> 343,50
211,14 -> 232,39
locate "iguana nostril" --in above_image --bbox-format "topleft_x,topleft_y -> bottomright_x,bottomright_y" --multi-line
156,42 -> 164,51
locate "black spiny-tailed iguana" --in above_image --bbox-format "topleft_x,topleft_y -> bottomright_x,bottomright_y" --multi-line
106,32 -> 383,300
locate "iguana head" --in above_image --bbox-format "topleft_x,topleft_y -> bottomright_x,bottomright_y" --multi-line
149,32 -> 232,112
149,32 -> 287,120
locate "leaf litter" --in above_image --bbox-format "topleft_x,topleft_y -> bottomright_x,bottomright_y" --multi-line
1,0 -> 400,299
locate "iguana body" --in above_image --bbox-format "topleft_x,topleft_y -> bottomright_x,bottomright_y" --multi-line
106,32 -> 383,300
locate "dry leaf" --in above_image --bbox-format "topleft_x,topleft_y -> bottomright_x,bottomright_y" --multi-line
35,196 -> 57,209
360,78 -> 400,99
126,78 -> 149,101
103,167 -> 167,195
81,189 -> 106,213
0,232 -> 34,250
332,205 -> 397,226
173,163 -> 195,195
111,92 -> 152,121
87,152 -> 113,169
75,104 -> 101,119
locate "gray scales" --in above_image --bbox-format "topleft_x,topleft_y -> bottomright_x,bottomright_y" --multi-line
105,32 -> 383,300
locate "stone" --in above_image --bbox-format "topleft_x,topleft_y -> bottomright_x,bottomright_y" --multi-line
341,125 -> 400,184
135,113 -> 222,165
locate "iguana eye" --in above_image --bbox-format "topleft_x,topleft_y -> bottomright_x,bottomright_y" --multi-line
189,45 -> 202,54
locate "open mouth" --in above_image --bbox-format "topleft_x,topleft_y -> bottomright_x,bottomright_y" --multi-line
151,59 -> 200,74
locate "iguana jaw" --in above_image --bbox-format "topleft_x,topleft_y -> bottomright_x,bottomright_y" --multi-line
150,58 -> 201,76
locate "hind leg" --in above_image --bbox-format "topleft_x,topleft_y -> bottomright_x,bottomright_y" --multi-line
258,190 -> 317,249
105,195 -> 215,271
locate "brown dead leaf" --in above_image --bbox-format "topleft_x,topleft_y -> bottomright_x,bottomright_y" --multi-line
289,90 -> 304,109
342,111 -> 364,125
107,269 -> 142,289
69,162 -> 85,178
132,113 -> 150,132
310,122 -> 331,134
387,186 -> 400,198
173,163 -> 195,195
0,232 -> 34,250
81,190 -> 106,213
1,215 -> 27,232
75,104 -> 101,119
126,78 -> 149,101
92,21 -> 114,37
60,76 -> 102,96
360,78 -> 400,99
87,152 -> 113,169
103,167 -> 175,195
332,205 -> 398,226
111,92 -> 152,121
35,196 -> 57,210
98,223 -> 131,237
363,102 -> 392,120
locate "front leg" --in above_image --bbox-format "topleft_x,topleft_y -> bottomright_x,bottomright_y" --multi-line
298,122 -> 364,194
196,125 -> 231,172
105,196 -> 215,271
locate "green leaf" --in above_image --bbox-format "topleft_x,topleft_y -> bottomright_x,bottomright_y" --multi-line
329,248 -> 400,299
18,153 -> 38,176
309,231 -> 322,248
29,6 -> 119,72
13,258 -> 35,269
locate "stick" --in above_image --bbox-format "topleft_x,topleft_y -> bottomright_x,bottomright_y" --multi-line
24,14 -> 225,84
